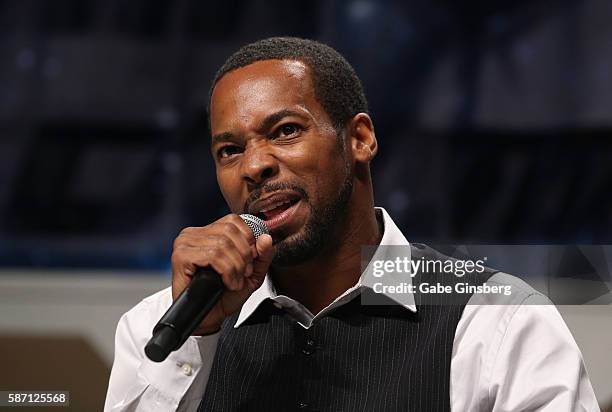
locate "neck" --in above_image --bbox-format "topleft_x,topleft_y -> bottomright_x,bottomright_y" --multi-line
269,204 -> 382,315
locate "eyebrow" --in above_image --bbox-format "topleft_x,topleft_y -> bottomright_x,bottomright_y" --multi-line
211,109 -> 307,145
211,131 -> 235,145
255,109 -> 306,134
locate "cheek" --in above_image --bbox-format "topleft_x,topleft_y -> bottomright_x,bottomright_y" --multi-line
216,170 -> 242,209
280,140 -> 347,199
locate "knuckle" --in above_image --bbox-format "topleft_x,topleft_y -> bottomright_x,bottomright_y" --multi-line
198,234 -> 226,250
216,236 -> 233,248
172,236 -> 187,250
232,257 -> 245,271
203,234 -> 218,243
226,214 -> 243,224
239,246 -> 252,262
216,260 -> 233,277
206,247 -> 232,270
200,245 -> 215,259
171,246 -> 191,261
223,222 -> 240,235
179,226 -> 196,236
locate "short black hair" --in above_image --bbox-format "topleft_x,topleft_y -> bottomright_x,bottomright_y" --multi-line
209,37 -> 368,131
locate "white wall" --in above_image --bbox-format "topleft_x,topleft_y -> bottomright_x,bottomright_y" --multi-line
0,270 -> 169,364
557,305 -> 612,407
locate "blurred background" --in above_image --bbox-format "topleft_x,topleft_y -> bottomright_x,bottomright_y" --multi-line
0,0 -> 611,410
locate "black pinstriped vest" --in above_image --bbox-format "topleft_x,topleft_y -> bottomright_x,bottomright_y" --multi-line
199,244 -> 496,412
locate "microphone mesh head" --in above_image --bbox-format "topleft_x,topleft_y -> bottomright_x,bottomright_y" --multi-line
240,214 -> 269,239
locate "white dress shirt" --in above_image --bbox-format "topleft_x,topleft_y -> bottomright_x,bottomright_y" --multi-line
104,208 -> 600,412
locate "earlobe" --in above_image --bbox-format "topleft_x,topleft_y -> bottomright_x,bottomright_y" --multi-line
350,113 -> 378,163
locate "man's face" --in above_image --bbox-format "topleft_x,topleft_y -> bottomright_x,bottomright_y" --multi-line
210,59 -> 353,265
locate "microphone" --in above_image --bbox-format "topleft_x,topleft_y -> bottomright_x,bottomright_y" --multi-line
144,214 -> 268,362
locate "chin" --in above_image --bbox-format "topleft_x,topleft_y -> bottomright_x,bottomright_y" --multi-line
271,231 -> 316,266
271,219 -> 333,266
270,227 -> 300,245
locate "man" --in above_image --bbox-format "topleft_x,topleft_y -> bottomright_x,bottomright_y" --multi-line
105,37 -> 599,411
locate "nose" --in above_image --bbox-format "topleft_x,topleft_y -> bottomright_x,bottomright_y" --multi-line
240,142 -> 279,186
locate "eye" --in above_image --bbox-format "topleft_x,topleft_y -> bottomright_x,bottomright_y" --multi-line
275,123 -> 302,139
218,145 -> 242,159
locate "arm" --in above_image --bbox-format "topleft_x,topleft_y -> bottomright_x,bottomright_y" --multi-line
452,286 -> 600,412
104,290 -> 221,412
104,214 -> 273,412
104,214 -> 273,411
488,298 -> 599,411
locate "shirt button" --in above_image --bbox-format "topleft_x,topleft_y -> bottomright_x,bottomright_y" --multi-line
181,363 -> 193,376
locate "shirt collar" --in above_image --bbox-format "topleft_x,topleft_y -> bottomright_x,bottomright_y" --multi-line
234,207 -> 416,328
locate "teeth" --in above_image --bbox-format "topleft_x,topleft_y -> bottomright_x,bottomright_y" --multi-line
259,200 -> 292,213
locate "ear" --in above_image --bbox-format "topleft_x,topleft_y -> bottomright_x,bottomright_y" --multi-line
348,113 -> 378,164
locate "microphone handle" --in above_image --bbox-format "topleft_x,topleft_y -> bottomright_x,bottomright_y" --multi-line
144,267 -> 225,362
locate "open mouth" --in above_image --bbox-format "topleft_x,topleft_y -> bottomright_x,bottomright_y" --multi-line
256,198 -> 299,220
250,193 -> 302,231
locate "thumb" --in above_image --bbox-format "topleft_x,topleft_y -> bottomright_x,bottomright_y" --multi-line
252,234 -> 274,277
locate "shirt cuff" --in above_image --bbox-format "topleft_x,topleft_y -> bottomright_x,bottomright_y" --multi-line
138,332 -> 221,407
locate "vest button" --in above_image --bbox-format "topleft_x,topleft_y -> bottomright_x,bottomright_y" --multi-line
302,339 -> 316,355
298,401 -> 309,409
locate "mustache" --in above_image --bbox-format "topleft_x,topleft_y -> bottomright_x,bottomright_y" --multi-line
244,181 -> 309,213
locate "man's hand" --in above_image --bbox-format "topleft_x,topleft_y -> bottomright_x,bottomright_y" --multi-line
171,214 -> 274,335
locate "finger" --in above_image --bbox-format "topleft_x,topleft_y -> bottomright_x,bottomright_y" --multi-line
217,225 -> 254,263
206,253 -> 244,291
173,246 -> 246,292
199,246 -> 248,291
171,249 -> 198,300
252,234 -> 274,278
218,214 -> 257,245
245,262 -> 254,278
181,232 -> 252,283
178,228 -> 253,265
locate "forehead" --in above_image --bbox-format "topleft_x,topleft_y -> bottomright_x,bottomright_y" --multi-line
210,59 -> 317,133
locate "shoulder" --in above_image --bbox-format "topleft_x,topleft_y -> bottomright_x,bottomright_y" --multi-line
451,272 -> 593,409
480,283 -> 588,391
455,271 -> 559,355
